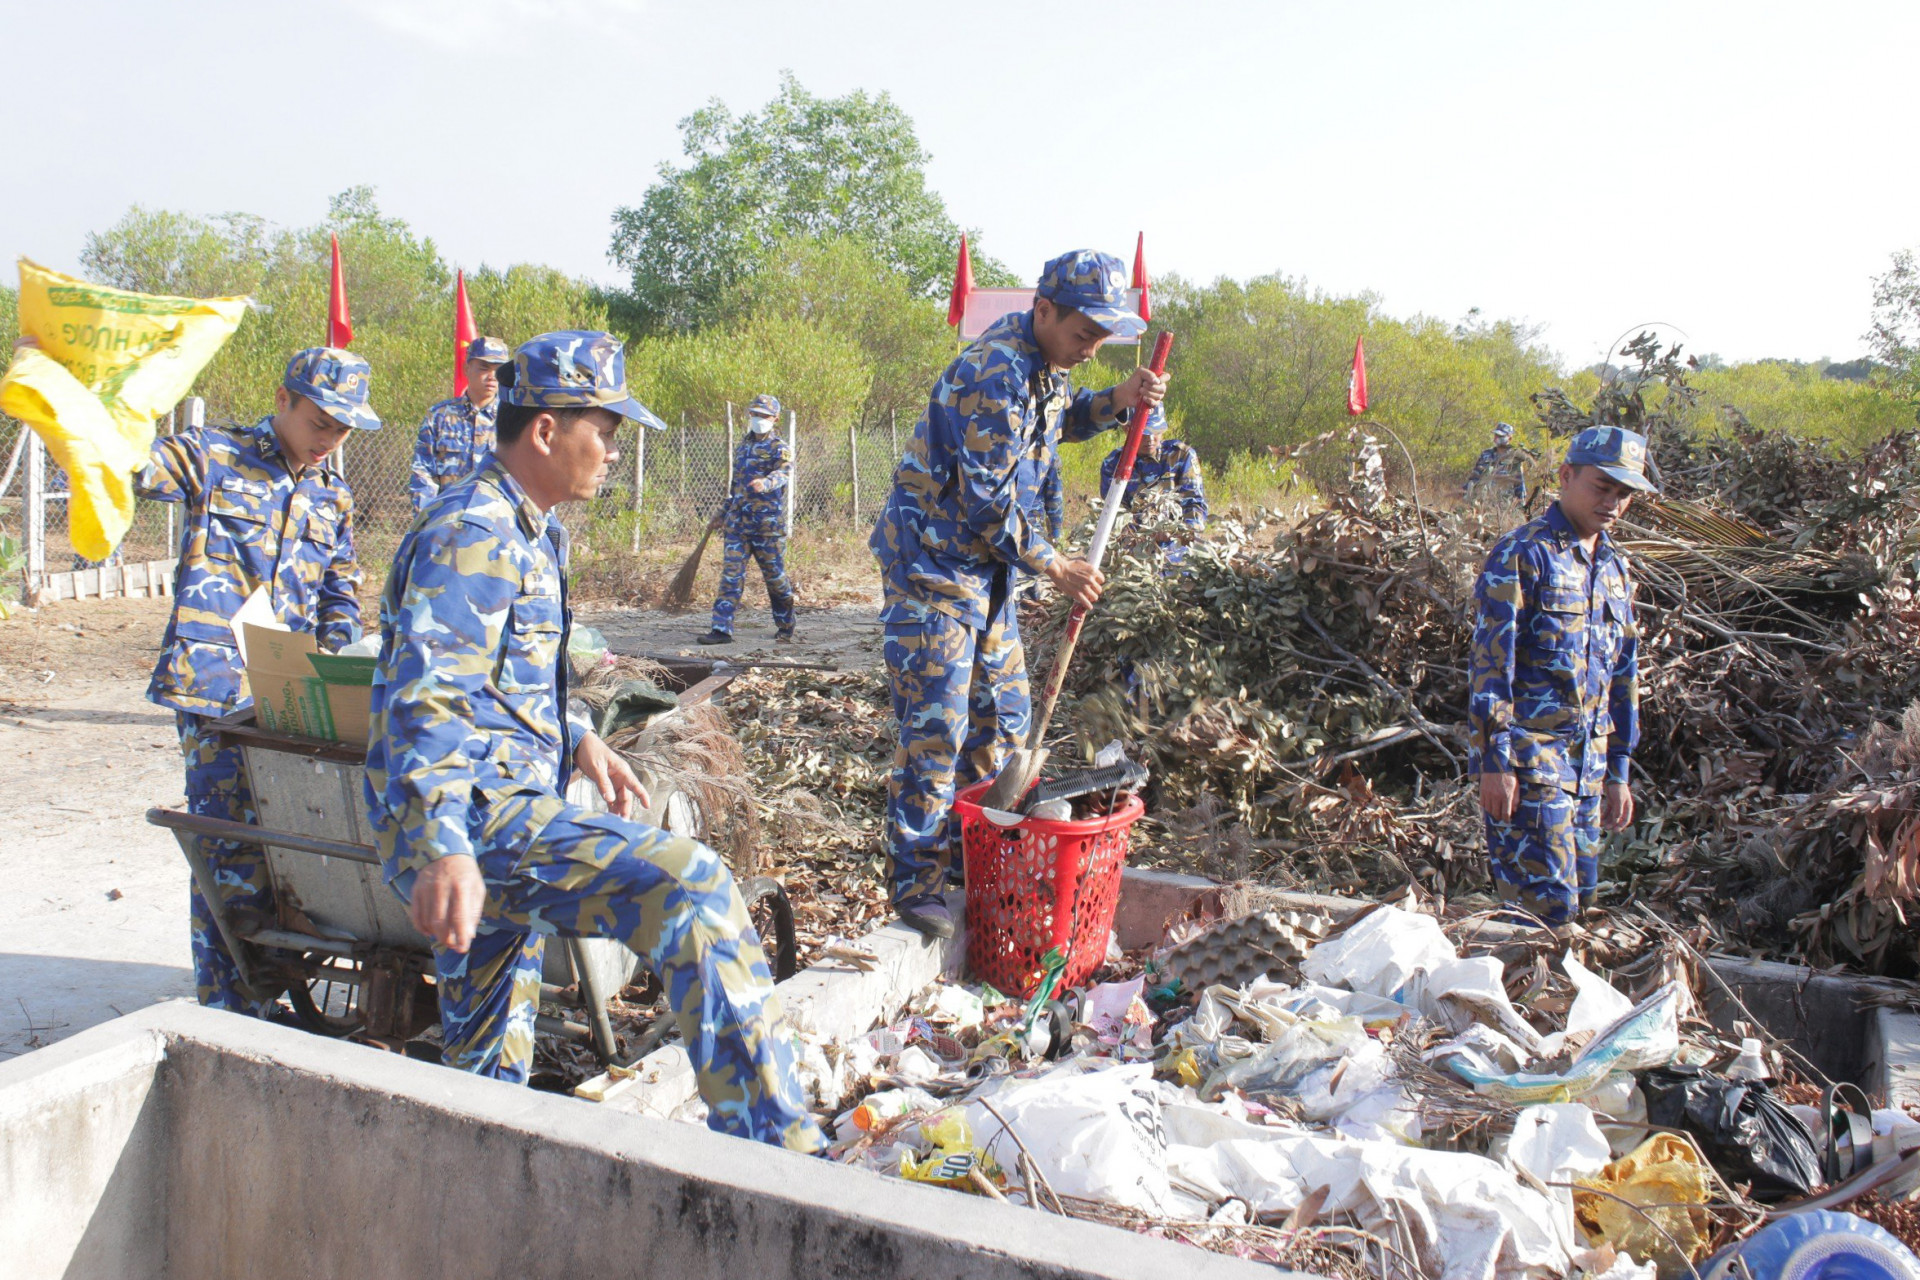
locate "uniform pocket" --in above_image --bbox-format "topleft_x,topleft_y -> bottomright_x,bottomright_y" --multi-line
206,484 -> 270,562
497,593 -> 564,694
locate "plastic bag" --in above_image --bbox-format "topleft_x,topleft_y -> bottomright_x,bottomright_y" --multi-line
1430,983 -> 1680,1105
966,1062 -> 1172,1214
1574,1133 -> 1712,1278
1300,904 -> 1457,1001
0,259 -> 246,560
1638,1065 -> 1822,1202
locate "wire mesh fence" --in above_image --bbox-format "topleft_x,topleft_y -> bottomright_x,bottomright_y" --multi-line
2,404 -> 911,599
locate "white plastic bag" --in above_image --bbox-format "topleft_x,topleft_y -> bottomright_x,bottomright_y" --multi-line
967,1062 -> 1172,1214
1301,904 -> 1457,1001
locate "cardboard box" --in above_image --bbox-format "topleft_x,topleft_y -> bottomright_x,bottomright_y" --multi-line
242,624 -> 374,743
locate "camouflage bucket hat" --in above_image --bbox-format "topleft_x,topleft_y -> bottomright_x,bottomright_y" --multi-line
503,330 -> 667,431
747,392 -> 782,420
1035,250 -> 1147,339
285,347 -> 381,432
466,336 -> 510,365
1565,426 -> 1657,492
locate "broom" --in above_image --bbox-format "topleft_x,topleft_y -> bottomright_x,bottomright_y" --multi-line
665,510 -> 725,610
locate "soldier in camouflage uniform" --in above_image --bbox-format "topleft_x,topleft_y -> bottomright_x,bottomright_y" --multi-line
870,250 -> 1168,938
1099,404 -> 1208,528
1463,422 -> 1529,506
1469,426 -> 1652,925
698,393 -> 796,644
138,347 -> 375,1013
364,332 -> 823,1153
409,336 -> 508,511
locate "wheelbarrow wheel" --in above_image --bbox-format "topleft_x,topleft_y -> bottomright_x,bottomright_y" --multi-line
284,953 -> 367,1037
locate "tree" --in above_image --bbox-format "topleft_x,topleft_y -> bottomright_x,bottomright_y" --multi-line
1868,248 -> 1920,402
608,72 -> 1013,335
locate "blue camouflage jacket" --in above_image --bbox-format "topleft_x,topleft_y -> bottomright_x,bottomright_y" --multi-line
1100,438 -> 1208,527
136,418 -> 362,717
1468,502 -> 1639,795
1464,446 -> 1527,503
409,395 -> 498,510
1019,455 -> 1065,543
871,310 -> 1129,628
725,431 -> 791,535
364,457 -> 593,888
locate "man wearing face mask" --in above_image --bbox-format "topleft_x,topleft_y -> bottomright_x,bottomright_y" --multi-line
698,392 -> 796,645
409,336 -> 508,511
870,250 -> 1168,938
1098,404 -> 1207,528
137,347 -> 375,1014
1469,426 -> 1653,926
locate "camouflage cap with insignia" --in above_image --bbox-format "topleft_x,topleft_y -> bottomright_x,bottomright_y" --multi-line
502,330 -> 667,431
1493,421 -> 1514,441
747,393 -> 782,419
466,336 -> 510,365
1566,426 -> 1657,492
1035,250 -> 1147,339
285,347 -> 381,432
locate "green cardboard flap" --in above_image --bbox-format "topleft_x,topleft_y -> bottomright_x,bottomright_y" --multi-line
307,654 -> 377,685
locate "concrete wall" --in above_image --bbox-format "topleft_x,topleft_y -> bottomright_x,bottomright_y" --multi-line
0,1003 -> 1290,1280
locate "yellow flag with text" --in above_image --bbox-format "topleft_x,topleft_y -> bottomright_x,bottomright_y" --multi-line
0,259 -> 247,560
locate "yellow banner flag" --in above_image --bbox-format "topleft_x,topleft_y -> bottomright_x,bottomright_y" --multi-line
0,259 -> 247,561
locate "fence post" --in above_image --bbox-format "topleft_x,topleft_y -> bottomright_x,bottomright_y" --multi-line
24,430 -> 45,591
726,402 -> 735,497
630,422 -> 647,554
677,418 -> 687,506
890,408 -> 898,462
848,419 -> 860,523
786,410 -> 796,537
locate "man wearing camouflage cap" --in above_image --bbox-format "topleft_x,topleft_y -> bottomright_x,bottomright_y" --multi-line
1463,422 -> 1531,507
409,336 -> 509,511
365,331 -> 823,1153
137,346 -> 375,1013
1469,426 -> 1653,925
1099,404 -> 1208,529
871,249 -> 1168,938
698,392 -> 797,644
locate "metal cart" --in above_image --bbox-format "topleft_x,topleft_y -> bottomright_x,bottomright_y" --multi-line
145,659 -> 794,1067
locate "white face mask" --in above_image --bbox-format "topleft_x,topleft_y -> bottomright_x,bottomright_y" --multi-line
749,416 -> 773,434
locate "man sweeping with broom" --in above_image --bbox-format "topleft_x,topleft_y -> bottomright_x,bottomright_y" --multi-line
869,250 -> 1167,939
696,393 -> 796,645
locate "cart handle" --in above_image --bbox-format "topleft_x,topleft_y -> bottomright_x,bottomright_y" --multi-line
145,807 -> 382,866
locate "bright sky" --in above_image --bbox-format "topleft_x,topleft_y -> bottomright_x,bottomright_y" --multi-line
2,0 -> 1910,367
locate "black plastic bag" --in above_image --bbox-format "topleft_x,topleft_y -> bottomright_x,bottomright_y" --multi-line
1640,1065 -> 1824,1202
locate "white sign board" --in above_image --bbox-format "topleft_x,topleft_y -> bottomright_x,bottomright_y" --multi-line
958,288 -> 1144,343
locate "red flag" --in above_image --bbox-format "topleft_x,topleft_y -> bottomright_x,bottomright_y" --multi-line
1131,231 -> 1151,323
1348,334 -> 1368,416
945,234 -> 974,328
327,233 -> 353,348
453,270 -> 478,397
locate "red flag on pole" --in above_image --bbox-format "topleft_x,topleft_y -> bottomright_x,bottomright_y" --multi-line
1348,334 -> 1368,416
327,233 -> 353,349
453,270 -> 478,397
945,234 -> 974,328
1131,231 -> 1151,323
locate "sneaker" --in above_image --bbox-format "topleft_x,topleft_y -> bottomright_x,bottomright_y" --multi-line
695,629 -> 733,646
896,899 -> 955,940
774,629 -> 795,644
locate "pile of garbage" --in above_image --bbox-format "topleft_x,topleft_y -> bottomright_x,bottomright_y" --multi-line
1040,359 -> 1920,975
807,900 -> 1920,1279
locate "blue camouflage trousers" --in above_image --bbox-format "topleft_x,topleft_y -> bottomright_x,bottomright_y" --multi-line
414,789 -> 825,1153
711,529 -> 795,635
1484,781 -> 1602,925
883,608 -> 1029,907
176,712 -> 278,1016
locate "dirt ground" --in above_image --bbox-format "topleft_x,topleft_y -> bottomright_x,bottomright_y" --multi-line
0,586 -> 883,1059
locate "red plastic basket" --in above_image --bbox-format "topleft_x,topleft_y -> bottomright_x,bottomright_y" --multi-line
955,779 -> 1145,998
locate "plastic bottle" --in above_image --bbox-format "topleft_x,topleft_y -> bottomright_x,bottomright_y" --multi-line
848,1086 -> 937,1131
1727,1037 -> 1768,1081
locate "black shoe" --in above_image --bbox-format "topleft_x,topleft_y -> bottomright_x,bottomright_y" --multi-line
696,629 -> 733,646
896,899 -> 955,940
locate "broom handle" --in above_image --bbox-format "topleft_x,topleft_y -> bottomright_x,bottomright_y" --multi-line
1022,331 -> 1175,751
